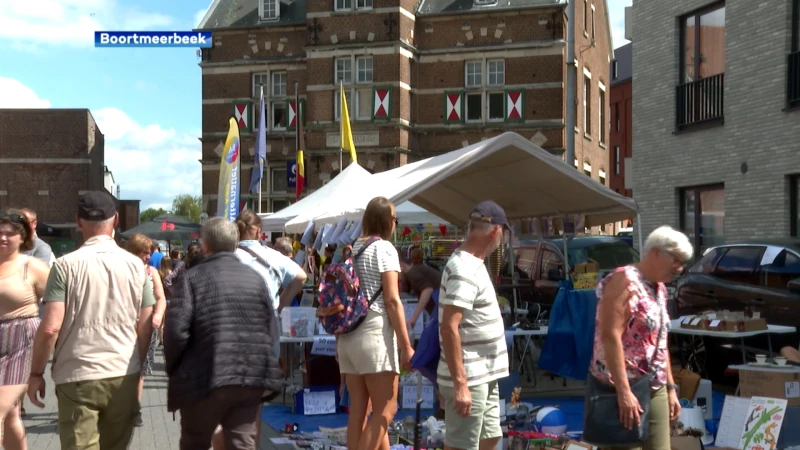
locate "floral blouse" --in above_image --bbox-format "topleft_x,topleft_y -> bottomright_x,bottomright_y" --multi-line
589,265 -> 670,389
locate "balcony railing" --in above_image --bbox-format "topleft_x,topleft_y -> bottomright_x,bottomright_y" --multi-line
676,73 -> 725,130
789,51 -> 800,108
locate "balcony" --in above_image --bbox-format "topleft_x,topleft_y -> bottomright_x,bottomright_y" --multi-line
676,73 -> 724,130
789,51 -> 800,108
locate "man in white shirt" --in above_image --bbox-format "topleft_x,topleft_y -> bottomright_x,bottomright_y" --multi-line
438,201 -> 510,450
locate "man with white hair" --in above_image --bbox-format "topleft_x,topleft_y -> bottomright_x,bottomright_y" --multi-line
274,237 -> 294,258
27,191 -> 155,449
438,201 -> 510,450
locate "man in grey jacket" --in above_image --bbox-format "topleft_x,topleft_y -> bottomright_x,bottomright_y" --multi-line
21,208 -> 54,266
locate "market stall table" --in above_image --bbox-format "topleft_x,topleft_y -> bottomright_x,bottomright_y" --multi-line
507,327 -> 549,387
670,319 -> 797,364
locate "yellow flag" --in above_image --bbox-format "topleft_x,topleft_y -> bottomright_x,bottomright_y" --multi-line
340,83 -> 357,164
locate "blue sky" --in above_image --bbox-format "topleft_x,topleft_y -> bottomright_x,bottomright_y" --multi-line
0,0 -> 630,211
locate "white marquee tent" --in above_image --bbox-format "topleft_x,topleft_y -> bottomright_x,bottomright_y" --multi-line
284,132 -> 639,234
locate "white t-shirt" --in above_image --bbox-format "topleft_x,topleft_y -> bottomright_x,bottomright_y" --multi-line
235,240 -> 304,311
352,237 -> 400,315
437,250 -> 509,388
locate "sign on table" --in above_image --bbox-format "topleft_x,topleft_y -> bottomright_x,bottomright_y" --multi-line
401,385 -> 435,409
311,336 -> 337,356
303,389 -> 336,415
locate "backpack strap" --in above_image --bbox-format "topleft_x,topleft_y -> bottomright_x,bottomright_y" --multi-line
238,244 -> 282,283
352,236 -> 383,307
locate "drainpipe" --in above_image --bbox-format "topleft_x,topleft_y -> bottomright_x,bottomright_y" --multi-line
565,0 -> 576,168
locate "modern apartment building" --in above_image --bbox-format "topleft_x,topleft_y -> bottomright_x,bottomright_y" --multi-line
632,0 -> 800,251
197,0 -> 613,215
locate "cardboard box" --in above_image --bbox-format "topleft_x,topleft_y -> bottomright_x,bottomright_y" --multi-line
572,273 -> 599,290
738,368 -> 800,407
670,436 -> 702,450
679,312 -> 767,332
572,259 -> 598,274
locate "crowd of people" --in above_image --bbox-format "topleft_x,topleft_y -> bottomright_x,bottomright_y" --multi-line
1,191 -> 800,450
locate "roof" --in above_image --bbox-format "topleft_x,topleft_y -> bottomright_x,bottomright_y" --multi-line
714,239 -> 800,253
197,0 -> 306,30
416,0 -> 565,15
611,42 -> 632,85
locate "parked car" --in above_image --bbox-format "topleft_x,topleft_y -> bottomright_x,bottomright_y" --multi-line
616,227 -> 634,247
499,236 -> 640,311
674,239 -> 800,381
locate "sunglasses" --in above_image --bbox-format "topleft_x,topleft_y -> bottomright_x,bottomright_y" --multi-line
392,217 -> 399,226
0,213 -> 24,224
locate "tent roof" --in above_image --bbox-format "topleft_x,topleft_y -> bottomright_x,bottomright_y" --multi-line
260,163 -> 373,231
286,132 -> 638,232
395,202 -> 449,226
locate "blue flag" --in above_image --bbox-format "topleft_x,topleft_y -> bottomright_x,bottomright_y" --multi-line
249,90 -> 267,194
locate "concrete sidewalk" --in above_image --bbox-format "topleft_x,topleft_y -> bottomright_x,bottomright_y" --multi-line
24,348 -> 295,450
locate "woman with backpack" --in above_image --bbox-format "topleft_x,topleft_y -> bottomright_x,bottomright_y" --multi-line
337,197 -> 415,450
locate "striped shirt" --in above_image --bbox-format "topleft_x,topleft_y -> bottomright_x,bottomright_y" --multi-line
352,237 -> 401,315
437,250 -> 509,388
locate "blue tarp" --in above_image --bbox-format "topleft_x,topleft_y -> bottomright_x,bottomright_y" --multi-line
538,282 -> 598,381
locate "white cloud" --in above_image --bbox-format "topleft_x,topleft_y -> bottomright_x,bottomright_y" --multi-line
93,107 -> 201,210
607,0 -> 631,50
0,0 -> 173,48
0,77 -> 52,108
0,77 -> 200,210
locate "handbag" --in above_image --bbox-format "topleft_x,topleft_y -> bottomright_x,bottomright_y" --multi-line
583,309 -> 665,447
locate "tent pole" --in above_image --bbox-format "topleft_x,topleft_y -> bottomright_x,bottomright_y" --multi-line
636,213 -> 643,251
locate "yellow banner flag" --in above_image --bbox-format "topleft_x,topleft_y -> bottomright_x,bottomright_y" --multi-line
340,83 -> 357,164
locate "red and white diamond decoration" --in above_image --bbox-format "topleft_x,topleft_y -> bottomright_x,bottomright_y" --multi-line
506,91 -> 523,121
233,102 -> 251,129
446,93 -> 463,122
287,101 -> 298,128
373,88 -> 390,119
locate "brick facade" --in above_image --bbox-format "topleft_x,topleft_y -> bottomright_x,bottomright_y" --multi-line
0,109 -> 106,225
632,0 -> 800,247
199,1 -> 612,215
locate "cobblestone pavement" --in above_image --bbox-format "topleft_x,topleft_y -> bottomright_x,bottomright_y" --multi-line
24,348 -> 293,450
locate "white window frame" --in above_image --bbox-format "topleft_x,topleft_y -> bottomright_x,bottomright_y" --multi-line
599,169 -> 606,186
253,72 -> 289,132
355,88 -> 372,120
271,101 -> 286,131
336,0 -> 372,11
271,72 -> 287,97
591,4 -> 596,41
615,146 -> 621,175
356,56 -> 373,84
259,0 -> 279,21
464,59 -> 506,123
583,68 -> 592,137
334,57 -> 353,84
583,0 -> 589,35
598,81 -> 606,145
583,161 -> 592,177
253,73 -> 269,97
335,88 -> 355,122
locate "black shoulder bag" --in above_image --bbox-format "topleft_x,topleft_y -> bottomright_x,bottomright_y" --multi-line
583,309 -> 665,447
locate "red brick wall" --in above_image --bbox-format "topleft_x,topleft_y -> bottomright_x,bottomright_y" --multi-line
609,79 -> 632,197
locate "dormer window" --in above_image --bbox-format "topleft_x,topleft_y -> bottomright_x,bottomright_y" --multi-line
260,0 -> 279,21
335,0 -> 373,11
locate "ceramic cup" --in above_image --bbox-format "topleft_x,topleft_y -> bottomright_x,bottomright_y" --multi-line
755,354 -> 767,364
775,357 -> 788,366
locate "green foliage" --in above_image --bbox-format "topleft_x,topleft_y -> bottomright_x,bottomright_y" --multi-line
171,195 -> 203,223
140,207 -> 167,223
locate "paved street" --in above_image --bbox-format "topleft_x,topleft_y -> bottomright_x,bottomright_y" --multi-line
24,348 -> 291,450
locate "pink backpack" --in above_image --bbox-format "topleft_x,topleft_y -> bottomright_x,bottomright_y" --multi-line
317,237 -> 382,335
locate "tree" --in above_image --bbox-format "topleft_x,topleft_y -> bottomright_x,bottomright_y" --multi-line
172,194 -> 203,223
140,207 -> 167,223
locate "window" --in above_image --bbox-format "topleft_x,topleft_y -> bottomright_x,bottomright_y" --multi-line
336,0 -> 372,10
583,71 -> 592,136
260,0 -> 279,20
681,3 -> 725,82
253,73 -> 269,96
465,61 -> 482,87
614,103 -> 620,131
680,184 -> 725,253
599,82 -> 606,145
583,161 -> 592,177
713,247 -> 763,286
614,146 -> 620,175
487,60 -> 505,86
272,199 -> 289,212
688,247 -> 724,274
271,72 -> 286,97
583,0 -> 588,34
599,169 -> 606,186
463,60 -> 506,123
612,60 -> 618,80
356,57 -> 373,83
791,175 -> 800,237
335,90 -> 353,121
335,58 -> 352,84
762,250 -> 800,290
591,4 -> 596,40
356,88 -> 372,120
271,167 -> 287,192
791,0 -> 800,106
271,102 -> 286,129
794,0 -> 800,52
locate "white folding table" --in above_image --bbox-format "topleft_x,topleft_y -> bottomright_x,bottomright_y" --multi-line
670,319 -> 796,364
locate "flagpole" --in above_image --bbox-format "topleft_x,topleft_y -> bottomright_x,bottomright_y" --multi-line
295,80 -> 300,200
258,84 -> 264,214
339,79 -> 343,172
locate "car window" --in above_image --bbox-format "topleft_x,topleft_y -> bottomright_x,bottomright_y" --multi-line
540,248 -> 564,279
713,246 -> 764,285
761,250 -> 800,290
585,244 -> 640,270
688,248 -> 723,274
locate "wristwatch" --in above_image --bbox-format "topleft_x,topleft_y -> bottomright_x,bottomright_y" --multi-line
666,383 -> 678,391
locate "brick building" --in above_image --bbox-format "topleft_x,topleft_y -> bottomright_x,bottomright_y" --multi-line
609,42 -> 631,201
632,0 -> 800,251
198,0 -> 613,215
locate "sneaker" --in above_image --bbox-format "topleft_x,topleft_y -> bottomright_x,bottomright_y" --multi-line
134,412 -> 144,427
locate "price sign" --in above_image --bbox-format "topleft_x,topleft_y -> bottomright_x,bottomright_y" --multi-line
401,385 -> 434,409
311,336 -> 336,357
303,390 -> 336,415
